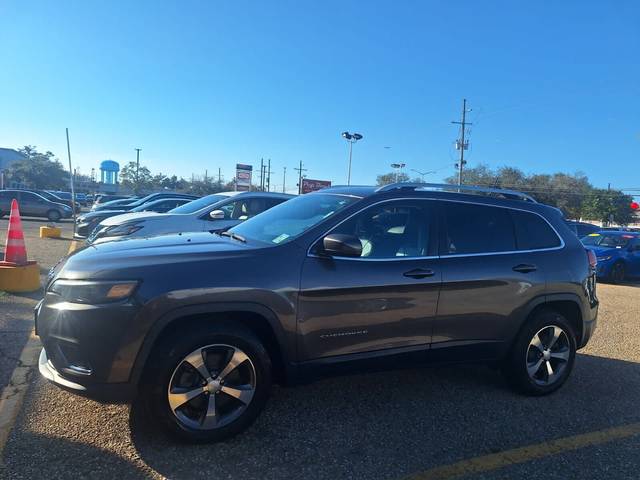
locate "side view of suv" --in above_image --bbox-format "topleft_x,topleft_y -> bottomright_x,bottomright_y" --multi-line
36,183 -> 598,443
0,189 -> 73,221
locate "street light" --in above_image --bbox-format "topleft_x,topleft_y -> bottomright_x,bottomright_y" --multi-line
341,131 -> 363,185
391,162 -> 406,183
411,169 -> 436,183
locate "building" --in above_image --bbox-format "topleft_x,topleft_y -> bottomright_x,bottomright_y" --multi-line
0,148 -> 28,188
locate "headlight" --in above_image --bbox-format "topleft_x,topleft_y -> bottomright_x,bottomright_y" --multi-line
49,279 -> 138,304
105,223 -> 143,237
597,255 -> 612,262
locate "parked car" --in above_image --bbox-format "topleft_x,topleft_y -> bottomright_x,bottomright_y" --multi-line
0,189 -> 73,221
581,231 -> 640,283
92,194 -> 134,208
28,190 -> 80,213
91,192 -> 198,213
46,191 -> 84,212
90,197 -> 138,211
75,197 -> 194,239
37,183 -> 597,442
88,191 -> 292,244
565,220 -> 600,238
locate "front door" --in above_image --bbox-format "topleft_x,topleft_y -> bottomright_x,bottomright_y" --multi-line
298,199 -> 441,361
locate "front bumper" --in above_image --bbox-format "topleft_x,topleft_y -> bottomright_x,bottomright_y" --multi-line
39,348 -> 136,402
35,292 -> 143,403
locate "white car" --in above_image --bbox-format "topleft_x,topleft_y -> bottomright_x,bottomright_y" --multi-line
87,191 -> 294,244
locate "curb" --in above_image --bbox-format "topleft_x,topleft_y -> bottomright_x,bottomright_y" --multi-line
0,330 -> 41,459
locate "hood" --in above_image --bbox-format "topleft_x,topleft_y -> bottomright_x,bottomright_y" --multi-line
59,232 -> 258,279
100,211 -> 166,226
78,209 -> 126,221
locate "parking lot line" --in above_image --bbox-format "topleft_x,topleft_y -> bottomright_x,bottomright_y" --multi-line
403,421 -> 640,480
67,240 -> 81,254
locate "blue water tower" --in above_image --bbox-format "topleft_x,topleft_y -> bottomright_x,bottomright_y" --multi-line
100,160 -> 120,185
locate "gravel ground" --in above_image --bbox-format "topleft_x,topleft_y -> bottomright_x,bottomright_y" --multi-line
2,221 -> 640,479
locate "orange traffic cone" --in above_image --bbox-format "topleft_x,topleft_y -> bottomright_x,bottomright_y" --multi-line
0,198 -> 40,292
4,199 -> 28,265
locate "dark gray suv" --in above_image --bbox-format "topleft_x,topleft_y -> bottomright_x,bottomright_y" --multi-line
36,183 -> 598,442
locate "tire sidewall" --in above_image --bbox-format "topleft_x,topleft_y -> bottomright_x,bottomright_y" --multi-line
48,210 -> 61,222
506,310 -> 577,396
141,324 -> 272,443
610,262 -> 625,284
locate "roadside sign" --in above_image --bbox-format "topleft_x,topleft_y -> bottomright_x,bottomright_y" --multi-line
301,178 -> 331,194
236,164 -> 253,191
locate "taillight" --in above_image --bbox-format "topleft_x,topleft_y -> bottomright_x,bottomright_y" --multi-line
586,249 -> 597,268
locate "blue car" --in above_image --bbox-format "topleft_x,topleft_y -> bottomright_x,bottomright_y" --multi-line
581,231 -> 640,283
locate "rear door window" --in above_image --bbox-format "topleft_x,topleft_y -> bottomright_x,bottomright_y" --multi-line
441,202 -> 515,255
511,210 -> 561,250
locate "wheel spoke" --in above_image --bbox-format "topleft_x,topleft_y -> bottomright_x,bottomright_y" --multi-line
221,384 -> 255,405
168,386 -> 206,411
202,393 -> 218,428
184,348 -> 212,381
527,358 -> 544,377
217,348 -> 249,380
530,334 -> 544,352
548,326 -> 563,349
550,349 -> 570,362
545,360 -> 555,378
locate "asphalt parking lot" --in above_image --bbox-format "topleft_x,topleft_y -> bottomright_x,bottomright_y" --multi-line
2,219 -> 640,479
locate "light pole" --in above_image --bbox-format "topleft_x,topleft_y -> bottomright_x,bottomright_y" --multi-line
411,169 -> 436,183
391,162 -> 406,183
341,131 -> 363,185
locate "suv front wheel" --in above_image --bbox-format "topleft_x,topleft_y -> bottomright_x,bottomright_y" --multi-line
138,322 -> 272,443
503,309 -> 576,396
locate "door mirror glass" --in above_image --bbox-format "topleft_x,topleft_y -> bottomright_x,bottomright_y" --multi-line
322,234 -> 362,257
209,209 -> 225,220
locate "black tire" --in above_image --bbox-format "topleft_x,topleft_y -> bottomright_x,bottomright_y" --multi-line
136,321 -> 272,443
503,309 -> 576,396
47,209 -> 62,222
610,261 -> 626,284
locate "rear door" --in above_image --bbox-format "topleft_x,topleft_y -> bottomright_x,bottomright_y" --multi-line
297,199 -> 441,361
627,238 -> 640,276
432,201 -> 556,360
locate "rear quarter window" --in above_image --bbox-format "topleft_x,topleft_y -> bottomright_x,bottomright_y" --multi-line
511,210 -> 561,250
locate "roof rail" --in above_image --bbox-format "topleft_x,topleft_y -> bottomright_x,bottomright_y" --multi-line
375,182 -> 537,203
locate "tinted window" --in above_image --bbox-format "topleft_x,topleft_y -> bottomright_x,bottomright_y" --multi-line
330,201 -> 430,258
511,210 -> 561,250
213,198 -> 267,221
443,202 -> 515,255
169,194 -> 226,214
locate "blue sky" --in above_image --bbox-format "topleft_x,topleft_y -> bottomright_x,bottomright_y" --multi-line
1,1 -> 638,192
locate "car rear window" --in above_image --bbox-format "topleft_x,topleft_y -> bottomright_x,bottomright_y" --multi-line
511,210 -> 561,250
442,202 -> 515,255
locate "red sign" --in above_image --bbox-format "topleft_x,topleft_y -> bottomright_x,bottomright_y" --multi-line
301,178 -> 331,194
631,201 -> 639,210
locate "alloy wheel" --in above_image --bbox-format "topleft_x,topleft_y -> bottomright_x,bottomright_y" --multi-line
526,325 -> 571,386
167,344 -> 256,430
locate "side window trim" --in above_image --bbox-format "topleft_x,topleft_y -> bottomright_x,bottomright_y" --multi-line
436,199 -> 565,257
307,198 -> 438,261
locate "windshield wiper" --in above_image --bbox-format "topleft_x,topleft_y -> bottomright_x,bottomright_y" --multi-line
220,231 -> 246,243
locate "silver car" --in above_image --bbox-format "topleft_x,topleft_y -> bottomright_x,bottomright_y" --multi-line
88,191 -> 294,244
0,189 -> 73,221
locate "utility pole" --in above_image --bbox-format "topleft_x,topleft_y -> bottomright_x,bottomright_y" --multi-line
282,167 -> 287,193
452,99 -> 471,186
218,168 -> 222,188
294,161 -> 308,195
259,158 -> 264,191
267,158 -> 272,192
65,128 -> 77,234
135,148 -> 142,187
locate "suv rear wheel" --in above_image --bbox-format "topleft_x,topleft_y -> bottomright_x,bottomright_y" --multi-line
503,309 -> 576,395
138,322 -> 272,443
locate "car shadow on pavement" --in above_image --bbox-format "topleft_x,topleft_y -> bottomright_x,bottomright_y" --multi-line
127,353 -> 640,480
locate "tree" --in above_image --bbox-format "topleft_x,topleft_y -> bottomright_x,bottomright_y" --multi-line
120,161 -> 153,194
5,146 -> 68,189
376,172 -> 410,186
582,189 -> 636,225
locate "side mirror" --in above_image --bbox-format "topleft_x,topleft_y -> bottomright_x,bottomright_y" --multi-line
322,234 -> 362,257
209,209 -> 225,220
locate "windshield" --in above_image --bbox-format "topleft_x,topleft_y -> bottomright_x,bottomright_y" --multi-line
229,193 -> 360,244
169,194 -> 227,214
581,233 -> 633,248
